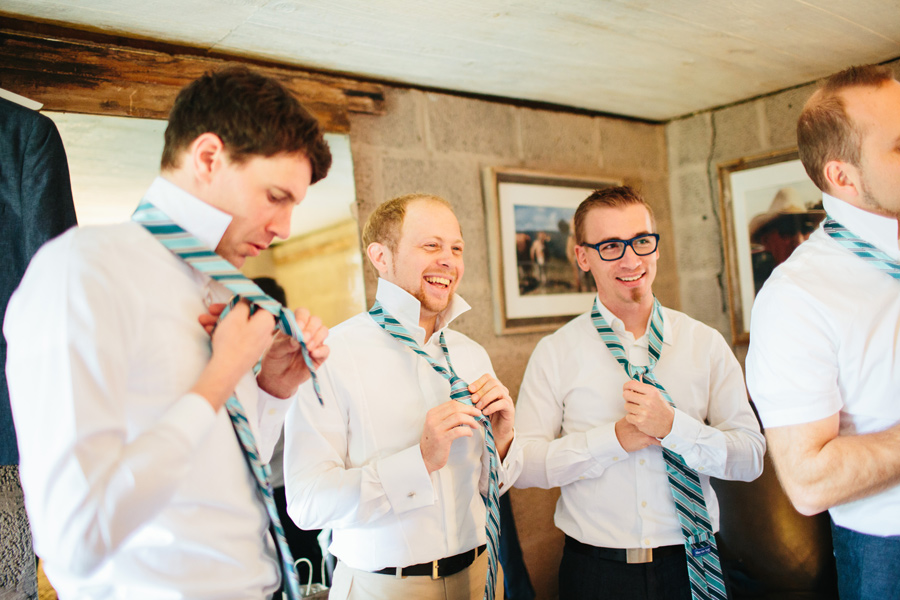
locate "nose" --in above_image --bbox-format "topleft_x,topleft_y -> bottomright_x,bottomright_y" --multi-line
268,204 -> 293,240
436,245 -> 460,269
619,243 -> 642,267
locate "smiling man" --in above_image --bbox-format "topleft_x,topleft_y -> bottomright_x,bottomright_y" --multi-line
4,67 -> 331,599
284,193 -> 518,600
513,186 -> 764,600
746,64 -> 900,600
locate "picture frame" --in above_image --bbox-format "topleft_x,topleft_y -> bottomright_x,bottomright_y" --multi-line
718,149 -> 823,345
482,167 -> 622,334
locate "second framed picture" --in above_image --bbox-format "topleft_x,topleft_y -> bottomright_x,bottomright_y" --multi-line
482,167 -> 621,334
718,149 -> 823,345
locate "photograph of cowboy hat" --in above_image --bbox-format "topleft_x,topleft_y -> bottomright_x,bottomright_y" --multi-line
719,151 -> 821,344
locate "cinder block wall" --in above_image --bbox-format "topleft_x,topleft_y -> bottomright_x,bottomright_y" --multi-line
348,87 -> 673,402
664,86 -> 813,343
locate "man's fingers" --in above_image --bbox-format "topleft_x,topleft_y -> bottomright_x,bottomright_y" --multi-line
481,398 -> 512,417
467,373 -> 493,391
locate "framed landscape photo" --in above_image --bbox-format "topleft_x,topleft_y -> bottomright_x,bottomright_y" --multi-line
718,149 -> 823,345
482,167 -> 621,334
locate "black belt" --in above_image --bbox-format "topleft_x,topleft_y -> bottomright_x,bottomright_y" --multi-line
565,535 -> 683,564
374,545 -> 486,578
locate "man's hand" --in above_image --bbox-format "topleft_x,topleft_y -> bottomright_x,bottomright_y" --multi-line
614,417 -> 661,452
191,301 -> 277,411
622,379 -> 675,439
256,307 -> 329,399
420,401 -> 482,474
468,374 -> 515,460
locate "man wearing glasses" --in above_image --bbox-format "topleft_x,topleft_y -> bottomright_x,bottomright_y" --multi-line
512,186 -> 764,600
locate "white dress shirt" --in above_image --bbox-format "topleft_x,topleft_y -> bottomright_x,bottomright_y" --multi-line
4,177 -> 292,600
514,298 -> 764,549
284,278 -> 519,571
747,193 -> 900,536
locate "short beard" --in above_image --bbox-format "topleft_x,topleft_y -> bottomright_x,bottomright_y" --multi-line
860,182 -> 900,220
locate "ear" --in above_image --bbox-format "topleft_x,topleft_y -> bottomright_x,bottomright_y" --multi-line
188,133 -> 228,185
823,159 -> 861,201
574,244 -> 592,273
366,242 -> 391,276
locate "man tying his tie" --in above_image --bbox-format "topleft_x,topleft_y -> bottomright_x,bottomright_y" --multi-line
284,193 -> 518,600
513,185 -> 764,600
5,66 -> 331,599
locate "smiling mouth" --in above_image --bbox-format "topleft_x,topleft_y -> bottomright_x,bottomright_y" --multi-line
425,276 -> 451,288
618,273 -> 643,282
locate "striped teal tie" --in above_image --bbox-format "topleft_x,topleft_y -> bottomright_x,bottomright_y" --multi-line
132,199 -> 322,600
592,298 -> 727,600
824,217 -> 900,278
369,301 -> 500,600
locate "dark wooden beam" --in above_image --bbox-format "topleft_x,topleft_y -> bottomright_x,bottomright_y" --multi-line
0,15 -> 385,133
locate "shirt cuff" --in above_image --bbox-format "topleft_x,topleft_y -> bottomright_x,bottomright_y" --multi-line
258,387 -> 295,428
585,421 -> 628,465
495,429 -> 519,493
376,444 -> 435,514
660,409 -> 702,455
164,393 -> 218,451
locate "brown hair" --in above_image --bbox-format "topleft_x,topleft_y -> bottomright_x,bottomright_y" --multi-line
573,185 -> 654,245
362,193 -> 454,252
797,64 -> 895,192
161,66 -> 332,183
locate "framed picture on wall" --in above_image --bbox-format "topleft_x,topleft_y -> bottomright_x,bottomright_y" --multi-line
482,167 -> 621,335
718,149 -> 824,345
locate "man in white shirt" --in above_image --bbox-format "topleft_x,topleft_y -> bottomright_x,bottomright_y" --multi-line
514,186 -> 764,600
746,64 -> 900,600
284,193 -> 517,600
4,67 -> 331,599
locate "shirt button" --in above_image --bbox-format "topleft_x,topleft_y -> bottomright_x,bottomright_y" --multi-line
670,444 -> 677,449
639,459 -> 645,466
578,476 -> 585,480
641,501 -> 647,508
268,408 -> 277,416
698,467 -> 705,472
612,456 -> 619,461
644,538 -> 651,546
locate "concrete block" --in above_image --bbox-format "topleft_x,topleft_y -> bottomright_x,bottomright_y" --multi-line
425,93 -> 518,158
347,144 -> 381,217
519,108 -> 599,169
764,85 -> 815,150
711,101 -> 766,163
680,272 -> 730,336
667,114 -> 712,168
672,216 -> 724,273
599,117 -> 666,172
349,87 -> 426,150
672,168 -> 714,220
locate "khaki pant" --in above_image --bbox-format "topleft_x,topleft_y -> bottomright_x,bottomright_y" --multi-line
329,549 -> 504,600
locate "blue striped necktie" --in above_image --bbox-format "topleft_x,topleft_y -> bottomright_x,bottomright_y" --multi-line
824,217 -> 900,278
591,298 -> 727,600
132,199 -> 323,600
369,301 -> 500,600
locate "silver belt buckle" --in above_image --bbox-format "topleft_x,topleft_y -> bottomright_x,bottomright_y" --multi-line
432,559 -> 440,579
626,548 -> 653,564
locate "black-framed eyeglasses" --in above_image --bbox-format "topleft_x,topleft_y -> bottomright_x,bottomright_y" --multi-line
581,233 -> 659,261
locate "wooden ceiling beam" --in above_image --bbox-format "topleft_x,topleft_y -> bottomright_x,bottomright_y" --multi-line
0,16 -> 385,133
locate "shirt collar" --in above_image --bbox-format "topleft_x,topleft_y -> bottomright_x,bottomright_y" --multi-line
823,193 -> 900,260
594,295 -> 673,347
144,176 -> 233,253
375,278 -> 471,343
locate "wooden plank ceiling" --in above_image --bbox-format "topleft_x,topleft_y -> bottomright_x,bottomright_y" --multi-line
2,0 -> 900,121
